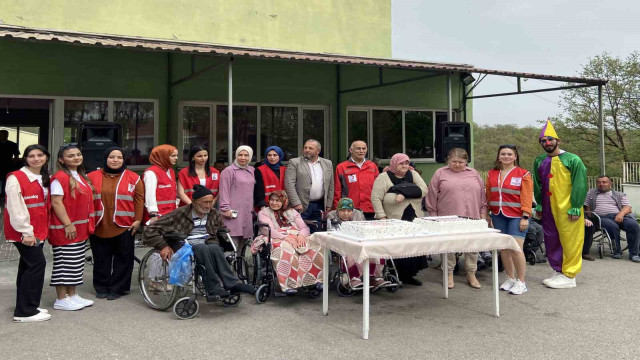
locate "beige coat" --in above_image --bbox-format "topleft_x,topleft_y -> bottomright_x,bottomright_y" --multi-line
284,156 -> 334,211
371,170 -> 427,220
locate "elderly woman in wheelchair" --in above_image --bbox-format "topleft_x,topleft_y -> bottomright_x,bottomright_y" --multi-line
140,185 -> 255,318
251,190 -> 325,296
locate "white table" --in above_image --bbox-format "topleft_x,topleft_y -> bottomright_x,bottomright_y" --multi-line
311,230 -> 521,340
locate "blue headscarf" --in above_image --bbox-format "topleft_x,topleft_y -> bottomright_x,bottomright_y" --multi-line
263,146 -> 284,171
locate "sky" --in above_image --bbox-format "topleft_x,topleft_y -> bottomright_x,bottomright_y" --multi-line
391,0 -> 640,126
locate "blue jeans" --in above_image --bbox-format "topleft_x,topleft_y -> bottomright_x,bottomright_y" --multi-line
491,213 -> 526,239
600,214 -> 639,257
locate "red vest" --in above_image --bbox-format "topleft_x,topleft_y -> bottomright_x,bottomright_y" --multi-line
487,167 -> 529,218
3,170 -> 49,242
177,167 -> 220,207
257,164 -> 286,204
333,160 -> 379,212
49,171 -> 95,245
144,165 -> 176,222
88,169 -> 140,227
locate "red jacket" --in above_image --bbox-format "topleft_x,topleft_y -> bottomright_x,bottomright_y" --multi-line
177,167 -> 220,207
49,171 -> 95,245
487,167 -> 530,218
3,170 -> 49,242
88,169 -> 140,227
257,164 -> 286,204
143,165 -> 177,222
333,159 -> 379,212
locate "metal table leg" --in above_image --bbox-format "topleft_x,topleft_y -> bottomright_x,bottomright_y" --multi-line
323,246 -> 329,316
363,257 -> 370,340
442,253 -> 448,299
492,249 -> 499,317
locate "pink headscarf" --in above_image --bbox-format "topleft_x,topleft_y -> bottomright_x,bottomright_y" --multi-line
388,153 -> 411,176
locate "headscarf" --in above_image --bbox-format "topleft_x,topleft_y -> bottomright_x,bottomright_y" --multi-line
149,144 -> 177,170
102,147 -> 126,174
540,119 -> 560,139
388,153 -> 411,177
337,198 -> 354,210
234,145 -> 254,169
263,145 -> 284,171
269,190 -> 289,228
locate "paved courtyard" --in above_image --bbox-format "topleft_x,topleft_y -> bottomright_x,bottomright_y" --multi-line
0,245 -> 638,359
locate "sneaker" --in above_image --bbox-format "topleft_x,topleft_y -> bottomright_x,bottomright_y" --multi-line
37,308 -> 49,314
582,254 -> 596,261
509,280 -> 528,295
230,283 -> 256,294
349,278 -> 364,290
70,294 -> 94,307
612,253 -> 622,259
371,278 -> 391,292
53,296 -> 85,311
545,274 -> 576,289
13,312 -> 52,323
500,277 -> 516,291
630,255 -> 640,263
542,272 -> 562,286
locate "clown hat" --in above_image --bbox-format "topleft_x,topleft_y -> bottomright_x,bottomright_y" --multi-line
539,119 -> 559,139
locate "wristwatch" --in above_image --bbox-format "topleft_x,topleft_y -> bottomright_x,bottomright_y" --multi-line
522,215 -> 530,220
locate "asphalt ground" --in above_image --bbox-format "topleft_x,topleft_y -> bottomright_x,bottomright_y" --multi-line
0,246 -> 638,360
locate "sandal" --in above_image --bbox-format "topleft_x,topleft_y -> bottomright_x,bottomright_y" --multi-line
349,278 -> 364,290
371,277 -> 391,292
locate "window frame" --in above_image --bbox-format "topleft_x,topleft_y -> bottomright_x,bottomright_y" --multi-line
346,106 -> 446,163
177,101 -> 329,167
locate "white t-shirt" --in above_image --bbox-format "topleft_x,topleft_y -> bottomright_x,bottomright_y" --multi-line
50,170 -> 88,196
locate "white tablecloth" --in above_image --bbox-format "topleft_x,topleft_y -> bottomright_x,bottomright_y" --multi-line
311,230 -> 521,263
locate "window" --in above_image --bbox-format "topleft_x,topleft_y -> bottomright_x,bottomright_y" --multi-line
216,105 -> 258,161
64,100 -> 108,143
181,105 -> 211,163
302,109 -> 325,157
348,108 -> 441,161
114,101 -> 155,166
261,106 -> 298,161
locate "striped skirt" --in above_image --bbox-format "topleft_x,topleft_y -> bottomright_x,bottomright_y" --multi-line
50,240 -> 87,286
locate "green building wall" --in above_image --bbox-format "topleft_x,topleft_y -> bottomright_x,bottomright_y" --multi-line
0,38 -> 468,180
1,0 -> 391,58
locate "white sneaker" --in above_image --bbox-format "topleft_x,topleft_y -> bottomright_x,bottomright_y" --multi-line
70,294 -> 94,307
542,272 -> 562,286
37,308 -> 49,314
53,296 -> 85,311
545,274 -> 576,289
509,280 -> 528,295
13,311 -> 52,323
500,277 -> 516,291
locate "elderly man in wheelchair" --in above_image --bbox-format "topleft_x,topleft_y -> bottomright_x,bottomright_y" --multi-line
143,185 -> 256,301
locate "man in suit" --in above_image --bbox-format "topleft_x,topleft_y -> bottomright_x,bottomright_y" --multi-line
285,139 -> 334,227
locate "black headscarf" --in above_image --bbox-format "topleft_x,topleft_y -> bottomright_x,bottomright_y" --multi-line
103,147 -> 127,174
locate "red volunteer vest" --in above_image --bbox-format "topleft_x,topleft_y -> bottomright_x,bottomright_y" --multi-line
49,171 -> 95,246
144,165 -> 177,222
88,169 -> 140,227
487,167 -> 529,218
333,160 -> 379,213
177,167 -> 220,207
257,164 -> 286,204
3,170 -> 49,242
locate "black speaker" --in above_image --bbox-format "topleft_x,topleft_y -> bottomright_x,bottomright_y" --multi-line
77,121 -> 122,172
435,122 -> 471,163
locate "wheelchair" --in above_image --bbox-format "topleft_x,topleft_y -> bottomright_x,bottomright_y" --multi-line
585,211 -> 618,259
138,230 -> 251,319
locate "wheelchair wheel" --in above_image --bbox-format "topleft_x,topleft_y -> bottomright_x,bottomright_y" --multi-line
221,294 -> 242,307
236,244 -> 254,284
256,283 -> 270,303
308,288 -> 321,298
138,249 -> 180,311
525,250 -> 536,266
335,274 -> 355,297
173,297 -> 199,320
598,244 -> 604,259
386,275 -> 400,293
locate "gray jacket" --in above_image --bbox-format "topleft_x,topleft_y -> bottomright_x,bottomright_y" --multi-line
285,156 -> 334,211
585,188 -> 636,218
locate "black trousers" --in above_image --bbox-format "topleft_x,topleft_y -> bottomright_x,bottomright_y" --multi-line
90,231 -> 135,294
192,243 -> 241,295
584,223 -> 596,255
13,242 -> 46,317
363,212 -> 376,221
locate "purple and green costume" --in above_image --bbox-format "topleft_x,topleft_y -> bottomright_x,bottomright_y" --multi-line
533,151 -> 587,278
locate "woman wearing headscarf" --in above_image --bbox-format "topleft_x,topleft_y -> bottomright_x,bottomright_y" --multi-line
371,153 -> 428,286
219,146 -> 258,253
254,146 -> 286,209
87,147 -> 144,300
177,145 -> 220,207
253,190 -> 324,294
143,144 -> 178,223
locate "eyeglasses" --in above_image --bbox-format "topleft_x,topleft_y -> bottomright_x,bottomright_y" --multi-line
499,144 -> 517,150
539,137 -> 556,144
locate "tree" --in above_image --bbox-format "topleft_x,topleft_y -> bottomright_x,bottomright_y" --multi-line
559,52 -> 640,163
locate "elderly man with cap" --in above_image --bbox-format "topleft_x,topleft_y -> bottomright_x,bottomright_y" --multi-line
143,185 -> 255,300
533,120 -> 587,289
